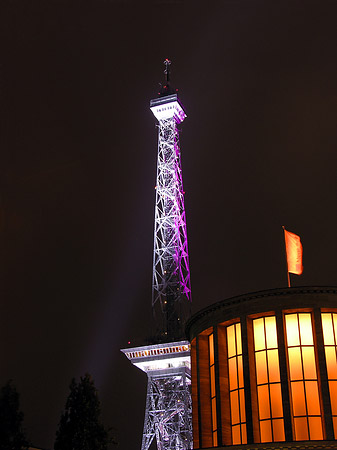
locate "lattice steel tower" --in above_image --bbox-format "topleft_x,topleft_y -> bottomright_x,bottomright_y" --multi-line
121,60 -> 193,450
151,59 -> 191,341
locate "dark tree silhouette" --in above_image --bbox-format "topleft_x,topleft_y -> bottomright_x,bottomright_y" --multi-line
0,380 -> 29,450
54,374 -> 115,450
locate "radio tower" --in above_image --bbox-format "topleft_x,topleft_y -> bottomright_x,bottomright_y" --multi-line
121,60 -> 193,450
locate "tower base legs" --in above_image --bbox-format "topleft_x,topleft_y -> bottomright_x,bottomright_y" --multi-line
141,369 -> 193,450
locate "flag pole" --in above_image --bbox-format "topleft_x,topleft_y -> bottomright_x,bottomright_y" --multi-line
282,226 -> 291,288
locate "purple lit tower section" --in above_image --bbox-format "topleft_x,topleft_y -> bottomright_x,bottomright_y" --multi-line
121,60 -> 193,450
151,59 -> 191,341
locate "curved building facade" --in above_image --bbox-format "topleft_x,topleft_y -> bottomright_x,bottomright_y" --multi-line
186,287 -> 337,449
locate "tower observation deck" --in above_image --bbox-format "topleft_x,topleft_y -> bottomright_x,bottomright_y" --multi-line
121,60 -> 193,450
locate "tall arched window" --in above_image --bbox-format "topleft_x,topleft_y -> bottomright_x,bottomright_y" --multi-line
321,312 -> 337,438
208,333 -> 218,446
285,313 -> 323,440
227,322 -> 247,444
253,316 -> 285,442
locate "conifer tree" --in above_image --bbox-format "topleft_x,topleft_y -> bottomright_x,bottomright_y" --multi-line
54,374 -> 114,450
0,380 -> 29,450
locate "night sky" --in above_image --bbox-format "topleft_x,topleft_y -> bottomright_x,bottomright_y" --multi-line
1,1 -> 337,449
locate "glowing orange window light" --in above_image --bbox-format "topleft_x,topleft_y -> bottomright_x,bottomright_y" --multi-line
227,323 -> 247,445
208,333 -> 217,447
253,316 -> 285,443
285,313 -> 323,441
321,312 -> 337,438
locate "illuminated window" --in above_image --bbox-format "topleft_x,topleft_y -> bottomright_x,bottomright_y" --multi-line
227,323 -> 247,444
321,312 -> 337,438
285,313 -> 323,440
253,316 -> 285,442
209,333 -> 218,446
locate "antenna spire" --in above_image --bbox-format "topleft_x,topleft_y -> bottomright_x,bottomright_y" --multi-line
159,59 -> 175,97
163,58 -> 171,85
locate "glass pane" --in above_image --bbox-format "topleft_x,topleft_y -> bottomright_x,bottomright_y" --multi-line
230,390 -> 240,424
236,323 -> 242,355
291,381 -> 306,416
228,357 -> 238,391
212,397 -> 217,430
255,351 -> 268,384
285,314 -> 300,346
333,416 -> 337,440
288,347 -> 303,380
299,313 -> 313,345
210,365 -> 216,398
294,417 -> 309,441
227,325 -> 236,358
325,347 -> 337,379
305,380 -> 321,416
241,423 -> 247,444
258,384 -> 270,420
322,313 -> 335,345
265,316 -> 278,349
269,383 -> 283,418
308,416 -> 323,440
333,314 -> 337,342
302,347 -> 317,379
209,333 -> 214,366
238,355 -> 244,388
239,388 -> 246,422
272,418 -> 285,442
213,430 -> 218,447
267,349 -> 280,383
232,424 -> 241,445
260,419 -> 272,443
329,380 -> 337,415
254,318 -> 266,351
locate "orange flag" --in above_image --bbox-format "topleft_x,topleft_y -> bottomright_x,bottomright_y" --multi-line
284,228 -> 303,275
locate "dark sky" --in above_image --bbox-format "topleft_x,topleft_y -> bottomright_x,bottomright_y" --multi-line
1,0 -> 337,448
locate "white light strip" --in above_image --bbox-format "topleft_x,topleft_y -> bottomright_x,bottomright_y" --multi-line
150,100 -> 186,123
134,355 -> 191,373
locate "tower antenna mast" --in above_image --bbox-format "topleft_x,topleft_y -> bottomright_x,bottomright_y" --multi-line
122,60 -> 193,450
164,58 -> 171,85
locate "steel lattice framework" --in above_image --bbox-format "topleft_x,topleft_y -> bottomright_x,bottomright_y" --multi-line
121,341 -> 193,450
142,370 -> 192,450
121,61 -> 193,450
152,112 -> 191,340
